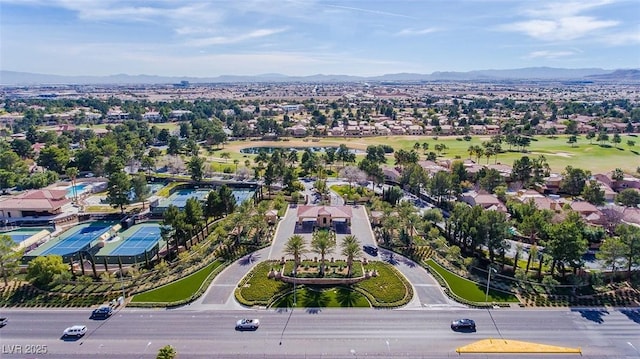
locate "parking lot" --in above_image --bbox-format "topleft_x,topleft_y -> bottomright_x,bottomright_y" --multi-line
267,204 -> 379,261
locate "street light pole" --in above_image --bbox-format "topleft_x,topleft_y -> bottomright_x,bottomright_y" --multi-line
120,268 -> 126,299
485,267 -> 497,303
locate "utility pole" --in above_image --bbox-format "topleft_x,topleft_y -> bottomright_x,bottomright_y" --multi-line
485,267 -> 497,303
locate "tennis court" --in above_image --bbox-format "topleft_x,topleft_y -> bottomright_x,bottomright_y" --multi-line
3,228 -> 51,244
110,224 -> 161,256
166,189 -> 212,208
40,222 -> 113,256
233,188 -> 255,203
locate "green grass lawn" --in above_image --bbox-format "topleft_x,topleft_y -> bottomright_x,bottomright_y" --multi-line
356,261 -> 410,305
228,135 -> 640,174
426,259 -> 518,303
272,286 -> 370,308
236,260 -> 410,308
131,260 -> 222,303
235,261 -> 291,305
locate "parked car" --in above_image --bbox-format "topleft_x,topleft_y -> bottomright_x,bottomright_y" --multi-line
0,317 -> 7,327
363,245 -> 378,256
235,318 -> 260,331
91,305 -> 113,319
451,318 -> 476,331
63,325 -> 87,337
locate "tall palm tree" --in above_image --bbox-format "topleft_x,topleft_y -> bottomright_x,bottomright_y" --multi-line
341,235 -> 361,277
284,235 -> 307,274
65,167 -> 79,203
311,230 -> 335,277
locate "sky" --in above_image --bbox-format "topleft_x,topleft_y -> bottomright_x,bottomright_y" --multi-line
1,0 -> 639,77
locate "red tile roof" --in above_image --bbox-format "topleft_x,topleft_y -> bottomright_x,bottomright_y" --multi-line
297,205 -> 353,219
0,189 -> 70,211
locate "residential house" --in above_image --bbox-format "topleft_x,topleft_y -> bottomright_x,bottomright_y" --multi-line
289,124 -> 307,138
460,191 -> 508,213
407,125 -> 424,135
622,207 -> 640,227
570,201 -> 605,225
143,111 -> 162,121
381,166 -> 401,183
418,160 -> 449,176
329,126 -> 345,137
542,174 -> 563,194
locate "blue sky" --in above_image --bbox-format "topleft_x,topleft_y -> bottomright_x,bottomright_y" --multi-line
1,0 -> 638,77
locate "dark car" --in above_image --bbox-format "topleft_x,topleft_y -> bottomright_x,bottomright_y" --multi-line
91,305 -> 113,319
0,317 -> 7,327
363,245 -> 378,256
451,318 -> 476,331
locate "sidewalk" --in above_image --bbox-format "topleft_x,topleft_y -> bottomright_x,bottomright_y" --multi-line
184,247 -> 271,311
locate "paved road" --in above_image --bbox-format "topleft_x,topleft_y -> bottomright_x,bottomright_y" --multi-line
1,307 -> 639,358
377,248 -> 462,309
267,204 -> 377,262
196,204 -> 453,310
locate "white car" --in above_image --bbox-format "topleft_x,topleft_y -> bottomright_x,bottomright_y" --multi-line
235,318 -> 259,331
63,325 -> 87,337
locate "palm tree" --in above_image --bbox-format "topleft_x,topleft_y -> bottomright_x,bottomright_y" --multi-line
284,235 -> 307,274
341,235 -> 361,277
311,230 -> 335,277
65,167 -> 79,203
381,211 -> 399,247
467,145 -> 476,160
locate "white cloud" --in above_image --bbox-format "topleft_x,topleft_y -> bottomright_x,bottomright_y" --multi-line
600,30 -> 640,45
502,16 -> 618,41
396,27 -> 439,36
501,1 -> 621,42
186,28 -> 287,46
325,4 -> 417,19
526,50 -> 576,59
523,0 -> 615,18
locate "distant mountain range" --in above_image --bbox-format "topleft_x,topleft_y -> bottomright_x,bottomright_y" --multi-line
1,67 -> 639,85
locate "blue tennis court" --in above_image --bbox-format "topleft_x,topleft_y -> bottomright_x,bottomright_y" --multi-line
41,222 -> 112,256
110,224 -> 161,256
233,189 -> 255,203
166,189 -> 212,208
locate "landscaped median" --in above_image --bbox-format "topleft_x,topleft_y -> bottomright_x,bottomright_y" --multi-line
235,260 -> 413,308
129,260 -> 224,307
424,259 -> 519,306
354,261 -> 413,308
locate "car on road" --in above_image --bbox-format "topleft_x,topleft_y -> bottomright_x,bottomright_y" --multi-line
91,305 -> 113,319
451,318 -> 476,331
363,245 -> 378,256
63,325 -> 87,337
235,318 -> 259,331
0,317 -> 7,327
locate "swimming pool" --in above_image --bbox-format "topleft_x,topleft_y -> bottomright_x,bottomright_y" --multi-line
66,183 -> 91,198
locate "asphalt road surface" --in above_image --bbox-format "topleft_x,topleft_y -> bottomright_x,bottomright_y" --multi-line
1,307 -> 639,358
